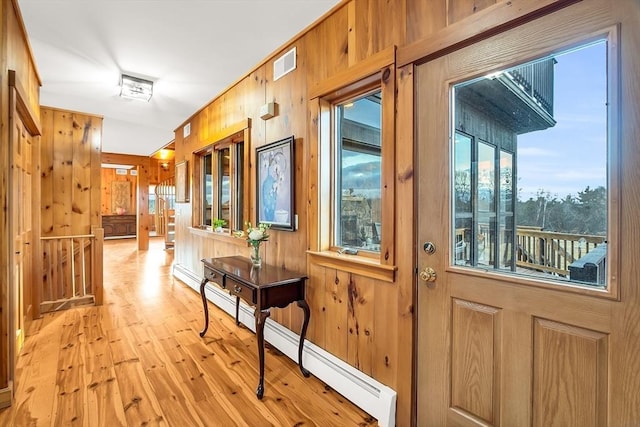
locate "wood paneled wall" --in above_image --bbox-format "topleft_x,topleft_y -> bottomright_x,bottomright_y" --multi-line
40,107 -> 103,237
171,1 -> 579,424
0,0 -> 42,402
100,168 -> 137,215
149,158 -> 174,185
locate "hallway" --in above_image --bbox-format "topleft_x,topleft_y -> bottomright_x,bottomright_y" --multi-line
0,238 -> 376,426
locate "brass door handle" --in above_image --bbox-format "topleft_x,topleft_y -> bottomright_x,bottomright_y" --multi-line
419,267 -> 437,282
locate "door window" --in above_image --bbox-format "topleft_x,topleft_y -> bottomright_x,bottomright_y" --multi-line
452,40 -> 609,289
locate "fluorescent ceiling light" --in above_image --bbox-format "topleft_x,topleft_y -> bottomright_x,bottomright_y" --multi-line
120,74 -> 153,101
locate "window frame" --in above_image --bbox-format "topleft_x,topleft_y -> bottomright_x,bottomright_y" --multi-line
192,123 -> 249,234
332,88 -> 383,256
308,47 -> 397,280
447,29 -> 620,299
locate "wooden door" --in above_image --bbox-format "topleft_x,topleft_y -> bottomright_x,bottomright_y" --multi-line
415,1 -> 640,425
11,108 -> 34,361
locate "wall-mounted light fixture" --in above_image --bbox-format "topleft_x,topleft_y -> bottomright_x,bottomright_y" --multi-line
120,74 -> 153,101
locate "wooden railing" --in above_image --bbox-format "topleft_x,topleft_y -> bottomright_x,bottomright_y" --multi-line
155,176 -> 175,236
515,226 -> 605,277
40,227 -> 104,313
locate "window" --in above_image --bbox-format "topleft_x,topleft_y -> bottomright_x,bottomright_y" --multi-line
199,139 -> 244,231
452,39 -> 611,289
334,90 -> 382,252
311,61 -> 395,276
149,185 -> 156,215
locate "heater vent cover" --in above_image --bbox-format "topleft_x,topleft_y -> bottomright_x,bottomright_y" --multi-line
274,47 -> 296,81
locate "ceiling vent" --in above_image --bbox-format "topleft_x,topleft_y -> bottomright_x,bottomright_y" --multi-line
273,47 -> 296,81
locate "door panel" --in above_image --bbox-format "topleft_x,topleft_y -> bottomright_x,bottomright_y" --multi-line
532,319 -> 608,427
11,98 -> 34,366
415,1 -> 637,425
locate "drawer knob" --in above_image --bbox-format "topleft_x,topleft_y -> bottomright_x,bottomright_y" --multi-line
234,285 -> 242,293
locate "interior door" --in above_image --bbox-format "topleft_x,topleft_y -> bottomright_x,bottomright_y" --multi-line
11,108 -> 33,360
415,1 -> 640,426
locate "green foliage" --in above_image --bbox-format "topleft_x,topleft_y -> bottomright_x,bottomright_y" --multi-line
516,186 -> 606,236
212,218 -> 227,229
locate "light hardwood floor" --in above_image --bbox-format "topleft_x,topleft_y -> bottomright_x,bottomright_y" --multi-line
0,238 -> 377,426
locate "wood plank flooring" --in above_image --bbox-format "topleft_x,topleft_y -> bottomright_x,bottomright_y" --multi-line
0,238 -> 378,426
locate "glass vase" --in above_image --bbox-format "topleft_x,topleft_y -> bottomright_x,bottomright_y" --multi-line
250,244 -> 262,267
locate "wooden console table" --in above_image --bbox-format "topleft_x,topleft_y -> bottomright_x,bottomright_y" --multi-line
199,256 -> 310,399
102,214 -> 136,238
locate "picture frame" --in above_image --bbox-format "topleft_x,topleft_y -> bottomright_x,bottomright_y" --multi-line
175,160 -> 189,203
256,136 -> 295,231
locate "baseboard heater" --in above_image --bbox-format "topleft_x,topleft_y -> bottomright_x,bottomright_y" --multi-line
174,263 -> 397,427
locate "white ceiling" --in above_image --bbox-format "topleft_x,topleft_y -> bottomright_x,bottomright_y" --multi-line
17,0 -> 341,156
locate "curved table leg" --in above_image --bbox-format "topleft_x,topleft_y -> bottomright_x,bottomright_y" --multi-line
296,300 -> 311,377
199,277 -> 210,337
235,296 -> 240,326
255,309 -> 271,399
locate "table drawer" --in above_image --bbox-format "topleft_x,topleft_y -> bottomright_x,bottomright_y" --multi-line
227,277 -> 256,305
204,267 -> 221,282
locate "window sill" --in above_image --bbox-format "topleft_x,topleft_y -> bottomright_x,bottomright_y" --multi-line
307,250 -> 396,282
189,227 -> 247,247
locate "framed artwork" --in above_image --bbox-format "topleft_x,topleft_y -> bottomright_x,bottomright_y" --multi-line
256,136 -> 294,230
111,181 -> 131,214
175,160 -> 189,203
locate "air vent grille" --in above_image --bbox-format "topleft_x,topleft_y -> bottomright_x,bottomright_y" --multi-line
274,47 -> 297,81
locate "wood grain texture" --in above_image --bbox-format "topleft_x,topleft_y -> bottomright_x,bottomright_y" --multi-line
393,63 -> 415,427
533,319 -> 608,427
414,2 -> 640,426
398,0 -> 581,67
0,238 -> 377,426
451,300 -> 500,424
101,168 -> 137,215
41,107 -> 103,237
2,11 -> 41,392
351,0 -> 406,63
609,2 -> 640,424
448,0 -> 498,25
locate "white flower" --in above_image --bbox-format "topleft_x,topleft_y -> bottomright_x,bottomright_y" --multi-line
248,229 -> 264,241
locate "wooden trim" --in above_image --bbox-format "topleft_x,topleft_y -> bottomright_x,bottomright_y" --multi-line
605,23 -> 621,302
397,0 -> 581,67
380,65 -> 396,266
10,0 -> 43,85
101,152 -> 148,165
92,227 -> 104,305
309,46 -> 396,99
8,70 -> 41,135
0,386 -> 12,409
40,105 -> 103,118
307,251 -> 396,283
205,118 -> 251,146
188,227 -> 248,248
396,62 -> 416,427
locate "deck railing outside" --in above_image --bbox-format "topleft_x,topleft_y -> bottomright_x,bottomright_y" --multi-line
40,227 -> 104,313
515,226 -> 605,278
508,58 -> 555,116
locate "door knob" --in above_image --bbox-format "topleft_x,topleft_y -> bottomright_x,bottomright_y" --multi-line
419,267 -> 437,282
